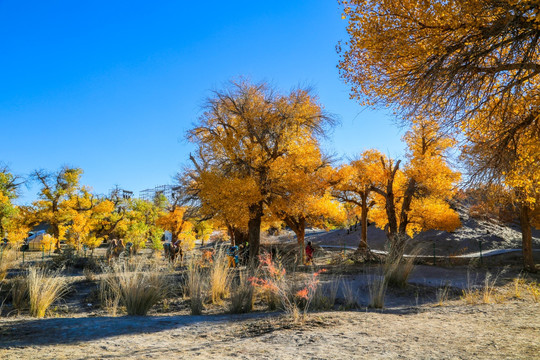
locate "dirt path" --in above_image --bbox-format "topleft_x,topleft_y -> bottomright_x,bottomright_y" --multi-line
1,301 -> 538,359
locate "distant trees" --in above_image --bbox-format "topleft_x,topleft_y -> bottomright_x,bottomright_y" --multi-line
332,149 -> 380,251
31,167 -> 84,252
0,166 -> 26,247
156,206 -> 196,251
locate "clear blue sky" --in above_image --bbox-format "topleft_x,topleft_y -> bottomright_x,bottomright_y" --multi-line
1,0 -> 404,205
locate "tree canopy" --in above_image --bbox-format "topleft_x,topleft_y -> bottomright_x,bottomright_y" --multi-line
187,79 -> 335,259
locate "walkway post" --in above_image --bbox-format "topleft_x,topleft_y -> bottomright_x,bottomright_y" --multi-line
479,240 -> 483,266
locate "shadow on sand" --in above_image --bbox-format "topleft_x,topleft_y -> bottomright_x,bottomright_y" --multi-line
0,312 -> 266,347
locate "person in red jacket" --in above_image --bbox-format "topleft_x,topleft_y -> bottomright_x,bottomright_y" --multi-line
305,241 -> 314,265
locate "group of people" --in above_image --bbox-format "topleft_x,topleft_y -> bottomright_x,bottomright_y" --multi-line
162,235 -> 183,263
106,238 -> 134,263
157,236 -> 315,267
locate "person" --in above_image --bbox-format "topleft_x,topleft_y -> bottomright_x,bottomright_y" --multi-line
125,241 -> 134,257
170,239 -> 183,264
305,241 -> 314,265
227,245 -> 239,268
162,233 -> 172,259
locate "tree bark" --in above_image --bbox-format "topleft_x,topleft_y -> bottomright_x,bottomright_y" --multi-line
233,228 -> 248,246
520,204 -> 537,272
358,191 -> 369,251
248,201 -> 263,261
398,179 -> 416,235
284,216 -> 306,263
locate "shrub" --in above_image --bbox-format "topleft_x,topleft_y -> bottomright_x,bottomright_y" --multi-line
250,252 -> 324,321
462,270 -> 504,305
436,281 -> 451,306
512,276 -> 525,299
101,261 -> 168,316
83,267 -> 96,282
27,267 -> 69,318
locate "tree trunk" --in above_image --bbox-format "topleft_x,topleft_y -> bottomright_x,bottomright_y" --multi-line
297,224 -> 306,264
50,223 -> 61,253
520,204 -> 537,272
398,179 -> 416,235
248,201 -> 263,261
384,178 -> 398,239
233,228 -> 248,246
358,192 -> 369,251
226,224 -> 235,245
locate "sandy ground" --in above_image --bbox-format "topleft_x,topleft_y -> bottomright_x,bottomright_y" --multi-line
1,301 -> 538,360
2,212 -> 539,360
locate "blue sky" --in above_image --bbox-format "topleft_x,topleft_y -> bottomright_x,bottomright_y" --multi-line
1,1 -> 404,204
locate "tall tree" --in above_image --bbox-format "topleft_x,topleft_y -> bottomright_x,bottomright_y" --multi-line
338,0 -> 540,270
188,80 -> 334,259
332,150 -> 382,251
269,156 -> 346,261
64,188 -> 115,252
32,167 -> 83,252
0,166 -> 23,239
369,120 -> 461,257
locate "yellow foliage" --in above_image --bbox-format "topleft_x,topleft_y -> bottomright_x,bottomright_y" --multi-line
40,234 -> 55,252
187,80 -> 335,251
156,206 -> 197,250
370,120 -> 461,237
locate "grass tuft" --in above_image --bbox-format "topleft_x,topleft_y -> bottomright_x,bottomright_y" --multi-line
368,273 -> 387,309
101,261 -> 168,316
28,267 -> 69,318
186,257 -> 206,315
209,248 -> 230,304
0,246 -> 17,281
229,269 -> 254,314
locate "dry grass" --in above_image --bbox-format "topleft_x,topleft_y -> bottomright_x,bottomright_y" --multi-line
462,270 -> 505,305
528,282 -> 540,303
311,276 -> 340,311
0,246 -> 17,281
368,273 -> 387,309
436,281 -> 451,306
186,257 -> 206,315
209,248 -> 231,304
83,267 -> 96,282
11,276 -> 29,312
383,247 -> 420,288
101,261 -> 168,316
341,279 -> 359,309
229,269 -> 254,314
512,276 -> 525,299
27,267 -> 69,318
